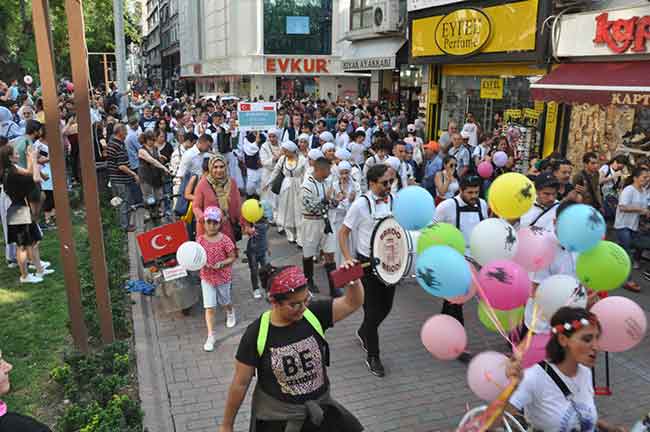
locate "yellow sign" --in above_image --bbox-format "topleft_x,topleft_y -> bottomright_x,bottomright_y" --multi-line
428,85 -> 439,104
504,109 -> 522,123
522,108 -> 541,127
480,78 -> 503,99
534,100 -> 545,113
434,9 -> 492,56
543,102 -> 558,157
412,0 -> 539,58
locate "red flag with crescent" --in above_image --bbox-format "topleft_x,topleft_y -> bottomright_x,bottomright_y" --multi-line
137,221 -> 189,263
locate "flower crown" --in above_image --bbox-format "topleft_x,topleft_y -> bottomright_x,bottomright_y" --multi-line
551,316 -> 599,335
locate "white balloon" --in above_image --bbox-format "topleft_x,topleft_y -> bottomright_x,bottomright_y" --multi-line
469,218 -> 518,265
535,274 -> 587,321
23,75 -> 33,85
467,351 -> 510,401
176,241 -> 207,271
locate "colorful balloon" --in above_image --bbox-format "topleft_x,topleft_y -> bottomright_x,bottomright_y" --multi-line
478,301 -> 524,332
576,240 -> 631,292
415,245 -> 471,298
512,227 -> 558,272
477,161 -> 494,179
23,75 -> 33,85
478,260 -> 531,310
66,81 -> 74,92
420,315 -> 467,360
417,222 -> 465,255
521,333 -> 551,368
393,185 -> 435,230
241,198 -> 264,223
446,265 -> 478,305
591,296 -> 647,352
535,275 -> 588,321
467,351 -> 510,401
469,218 -> 518,265
493,151 -> 508,167
487,173 -> 536,219
556,204 -> 605,252
176,241 -> 207,271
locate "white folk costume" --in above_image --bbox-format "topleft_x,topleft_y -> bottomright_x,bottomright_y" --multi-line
260,129 -> 283,221
243,138 -> 262,196
330,161 -> 361,267
226,128 -> 245,191
273,146 -> 307,244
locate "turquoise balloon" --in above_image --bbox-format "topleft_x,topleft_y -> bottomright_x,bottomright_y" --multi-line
416,245 -> 471,298
556,204 -> 605,252
393,186 -> 435,231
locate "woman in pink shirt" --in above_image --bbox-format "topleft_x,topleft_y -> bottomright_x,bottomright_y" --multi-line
192,154 -> 243,242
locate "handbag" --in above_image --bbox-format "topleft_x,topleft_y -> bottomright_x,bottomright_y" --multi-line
270,159 -> 285,195
180,201 -> 193,223
174,172 -> 195,217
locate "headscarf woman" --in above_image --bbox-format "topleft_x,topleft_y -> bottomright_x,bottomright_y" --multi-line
193,154 -> 242,242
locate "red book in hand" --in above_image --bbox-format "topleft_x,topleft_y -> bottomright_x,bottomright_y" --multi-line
329,264 -> 364,289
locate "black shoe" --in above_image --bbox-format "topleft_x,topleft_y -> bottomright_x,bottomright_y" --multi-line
356,329 -> 367,353
457,351 -> 473,364
366,356 -> 385,377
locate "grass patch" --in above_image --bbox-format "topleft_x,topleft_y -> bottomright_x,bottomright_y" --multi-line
0,221 -> 80,425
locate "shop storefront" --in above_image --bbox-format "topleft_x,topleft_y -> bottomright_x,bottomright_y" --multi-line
530,4 -> 650,166
408,0 -> 554,166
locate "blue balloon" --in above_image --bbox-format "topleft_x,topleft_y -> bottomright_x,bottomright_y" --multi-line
556,204 -> 605,252
393,185 -> 435,231
416,245 -> 471,298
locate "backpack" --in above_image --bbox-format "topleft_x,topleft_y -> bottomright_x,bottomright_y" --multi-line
256,309 -> 329,365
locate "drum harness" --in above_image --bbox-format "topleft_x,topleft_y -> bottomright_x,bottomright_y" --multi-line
453,197 -> 484,229
356,192 -> 394,266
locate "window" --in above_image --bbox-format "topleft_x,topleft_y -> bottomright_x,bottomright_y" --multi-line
350,0 -> 373,31
264,0 -> 332,55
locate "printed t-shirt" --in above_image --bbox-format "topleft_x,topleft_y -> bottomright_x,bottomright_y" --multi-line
236,300 -> 333,404
198,233 -> 235,286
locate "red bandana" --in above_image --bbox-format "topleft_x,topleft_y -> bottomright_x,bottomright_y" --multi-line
269,266 -> 308,296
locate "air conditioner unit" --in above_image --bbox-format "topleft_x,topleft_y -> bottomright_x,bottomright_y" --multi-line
372,0 -> 401,34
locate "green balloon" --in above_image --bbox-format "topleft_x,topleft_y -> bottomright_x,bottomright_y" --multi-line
478,301 -> 524,332
417,222 -> 465,255
577,240 -> 631,292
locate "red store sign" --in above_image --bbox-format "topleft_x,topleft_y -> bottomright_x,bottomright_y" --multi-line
593,12 -> 650,54
265,57 -> 330,74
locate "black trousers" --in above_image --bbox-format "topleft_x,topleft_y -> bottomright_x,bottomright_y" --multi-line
441,300 -> 464,326
247,250 -> 267,291
358,269 -> 396,357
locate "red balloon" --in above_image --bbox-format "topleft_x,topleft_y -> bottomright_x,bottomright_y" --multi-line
66,82 -> 74,92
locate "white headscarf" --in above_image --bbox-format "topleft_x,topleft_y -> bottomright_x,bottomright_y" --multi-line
319,131 -> 334,143
385,156 -> 401,172
335,148 -> 351,161
338,160 -> 352,171
298,133 -> 310,142
281,140 -> 298,153
308,149 -> 324,160
321,142 -> 335,153
268,127 -> 283,138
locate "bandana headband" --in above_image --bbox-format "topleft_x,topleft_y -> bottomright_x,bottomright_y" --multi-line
551,316 -> 599,335
269,266 -> 308,296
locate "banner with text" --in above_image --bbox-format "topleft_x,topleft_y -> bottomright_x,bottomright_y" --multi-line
238,102 -> 277,131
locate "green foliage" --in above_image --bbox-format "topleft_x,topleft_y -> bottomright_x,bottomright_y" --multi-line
58,395 -> 142,432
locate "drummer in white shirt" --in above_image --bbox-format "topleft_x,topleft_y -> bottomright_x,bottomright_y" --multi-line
339,164 -> 396,378
519,173 -> 560,232
434,175 -> 488,362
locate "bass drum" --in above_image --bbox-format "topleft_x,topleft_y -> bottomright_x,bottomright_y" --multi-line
369,217 -> 413,286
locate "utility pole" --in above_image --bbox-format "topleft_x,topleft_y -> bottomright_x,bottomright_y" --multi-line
113,0 -> 128,117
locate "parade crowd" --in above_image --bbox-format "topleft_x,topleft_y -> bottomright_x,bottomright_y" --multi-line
1,77 -> 647,432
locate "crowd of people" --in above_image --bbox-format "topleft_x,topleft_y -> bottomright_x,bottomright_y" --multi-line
0,76 -> 645,432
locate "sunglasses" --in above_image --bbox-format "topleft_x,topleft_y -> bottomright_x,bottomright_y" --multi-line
286,291 -> 313,311
381,178 -> 394,186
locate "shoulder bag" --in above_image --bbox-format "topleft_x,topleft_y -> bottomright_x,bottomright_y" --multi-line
270,158 -> 286,195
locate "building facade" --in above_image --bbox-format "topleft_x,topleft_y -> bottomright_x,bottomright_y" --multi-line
160,0 -> 180,93
179,0 -> 370,100
143,0 -> 162,88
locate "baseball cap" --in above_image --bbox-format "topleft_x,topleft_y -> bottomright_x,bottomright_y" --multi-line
534,172 -> 560,190
204,206 -> 223,222
269,266 -> 308,296
423,141 -> 440,152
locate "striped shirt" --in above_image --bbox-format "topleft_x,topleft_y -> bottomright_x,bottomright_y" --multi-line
106,137 -> 134,184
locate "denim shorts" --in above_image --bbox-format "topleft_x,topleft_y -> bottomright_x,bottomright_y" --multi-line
201,280 -> 232,308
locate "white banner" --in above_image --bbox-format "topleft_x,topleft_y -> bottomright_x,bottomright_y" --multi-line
408,0 -> 467,12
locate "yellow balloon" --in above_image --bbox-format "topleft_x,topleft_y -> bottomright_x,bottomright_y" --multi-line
241,199 -> 264,223
488,172 -> 536,219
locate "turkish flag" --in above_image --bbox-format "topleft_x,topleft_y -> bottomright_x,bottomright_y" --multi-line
137,221 -> 189,263
240,103 -> 251,111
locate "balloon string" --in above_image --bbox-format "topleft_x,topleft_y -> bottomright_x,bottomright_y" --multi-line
471,270 -> 514,347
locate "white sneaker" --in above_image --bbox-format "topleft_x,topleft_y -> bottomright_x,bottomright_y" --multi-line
226,309 -> 236,328
203,334 -> 217,352
35,268 -> 55,278
29,261 -> 51,271
20,274 -> 44,284
253,288 -> 263,299
7,261 -> 17,269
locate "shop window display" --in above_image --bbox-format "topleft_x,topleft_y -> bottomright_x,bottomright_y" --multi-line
566,104 -> 648,166
264,0 -> 332,55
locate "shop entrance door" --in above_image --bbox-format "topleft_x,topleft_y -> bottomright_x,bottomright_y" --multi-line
400,86 -> 422,123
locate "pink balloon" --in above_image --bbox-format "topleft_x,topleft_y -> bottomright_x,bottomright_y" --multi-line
591,296 -> 647,352
446,265 -> 478,305
66,82 -> 74,92
521,333 -> 551,368
513,227 -> 558,272
493,151 -> 508,167
467,351 -> 510,401
478,260 -> 531,310
420,315 -> 467,360
477,161 -> 493,179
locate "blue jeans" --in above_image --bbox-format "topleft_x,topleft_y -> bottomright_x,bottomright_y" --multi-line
615,228 -> 636,255
111,182 -> 135,229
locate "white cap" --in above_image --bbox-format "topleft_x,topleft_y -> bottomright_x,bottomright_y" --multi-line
322,142 -> 335,153
385,156 -> 401,172
338,160 -> 352,172
308,148 -> 324,160
335,148 -> 351,161
281,140 -> 298,153
319,131 -> 334,143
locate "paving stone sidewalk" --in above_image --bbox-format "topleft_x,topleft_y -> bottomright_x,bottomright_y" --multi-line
131,230 -> 650,432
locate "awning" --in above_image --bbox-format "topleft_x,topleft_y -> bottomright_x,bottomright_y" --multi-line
342,38 -> 406,72
530,61 -> 650,107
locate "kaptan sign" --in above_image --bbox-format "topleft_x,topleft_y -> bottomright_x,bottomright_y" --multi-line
342,57 -> 395,71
